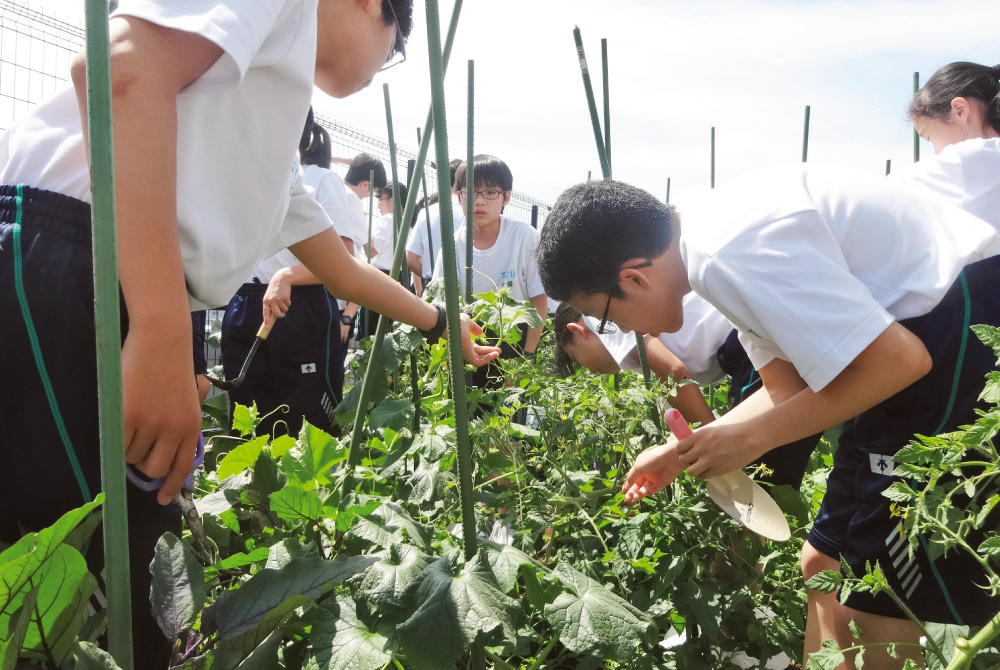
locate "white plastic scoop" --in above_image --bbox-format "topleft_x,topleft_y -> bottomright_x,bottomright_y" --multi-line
665,409 -> 791,542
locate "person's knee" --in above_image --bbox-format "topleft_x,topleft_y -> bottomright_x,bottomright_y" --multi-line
802,540 -> 840,581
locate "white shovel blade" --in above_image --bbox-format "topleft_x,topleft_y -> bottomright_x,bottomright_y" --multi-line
706,471 -> 791,541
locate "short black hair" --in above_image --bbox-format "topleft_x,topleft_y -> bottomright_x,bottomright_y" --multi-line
382,180 -> 408,203
381,0 -> 414,40
299,108 -> 331,169
345,153 -> 387,189
536,180 -> 675,302
453,154 -> 513,192
909,61 -> 1000,135
449,159 -> 464,189
552,302 -> 583,377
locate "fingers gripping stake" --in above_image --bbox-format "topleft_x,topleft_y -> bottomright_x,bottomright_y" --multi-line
664,409 -> 791,542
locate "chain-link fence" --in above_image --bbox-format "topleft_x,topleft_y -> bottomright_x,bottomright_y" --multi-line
0,1 -> 552,380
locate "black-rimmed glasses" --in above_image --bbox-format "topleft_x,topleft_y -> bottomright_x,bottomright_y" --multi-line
380,1 -> 406,72
457,189 -> 505,201
597,260 -> 653,334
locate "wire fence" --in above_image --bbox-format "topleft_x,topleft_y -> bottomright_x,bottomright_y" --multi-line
0,0 -> 552,381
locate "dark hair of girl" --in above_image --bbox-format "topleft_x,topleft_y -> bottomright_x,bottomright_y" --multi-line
299,107 -> 332,169
909,61 -> 1000,134
552,302 -> 583,378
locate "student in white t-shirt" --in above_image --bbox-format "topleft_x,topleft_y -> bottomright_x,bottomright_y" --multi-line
893,61 -> 1000,231
0,2 -> 500,660
536,168 -> 1000,669
221,110 -> 358,438
436,155 -> 548,357
801,59 -> 1000,663
406,158 -> 466,295
552,299 -> 819,489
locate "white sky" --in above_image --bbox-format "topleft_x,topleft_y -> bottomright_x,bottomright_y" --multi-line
20,0 -> 999,206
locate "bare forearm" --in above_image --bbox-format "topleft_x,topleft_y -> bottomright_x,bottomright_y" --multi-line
525,295 -> 548,352
669,384 -> 716,427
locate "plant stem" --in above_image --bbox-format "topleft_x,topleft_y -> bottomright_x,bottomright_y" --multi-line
946,610 -> 1000,670
526,637 -> 559,670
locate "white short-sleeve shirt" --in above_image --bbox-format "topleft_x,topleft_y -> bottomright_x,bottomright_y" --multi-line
406,195 -> 466,278
891,137 -> 1000,232
435,216 -> 545,303
0,0 -> 330,309
592,292 -> 734,385
680,164 -> 1000,392
370,212 -> 397,272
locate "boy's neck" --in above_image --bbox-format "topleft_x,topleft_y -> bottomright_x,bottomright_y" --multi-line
472,216 -> 502,249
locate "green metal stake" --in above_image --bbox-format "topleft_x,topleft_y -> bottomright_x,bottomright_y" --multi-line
572,27 -> 611,179
913,72 -> 920,162
416,127 -> 435,286
885,159 -> 892,176
665,177 -> 671,203
711,126 -> 716,188
366,168 -> 375,263
801,105 -> 810,162
601,38 -> 611,168
465,59 -> 475,302
427,0 -> 478,562
341,0 -> 466,495
587,170 -> 591,181
84,0 -> 133,666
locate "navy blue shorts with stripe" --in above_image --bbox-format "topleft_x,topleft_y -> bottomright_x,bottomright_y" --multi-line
807,255 -> 1000,625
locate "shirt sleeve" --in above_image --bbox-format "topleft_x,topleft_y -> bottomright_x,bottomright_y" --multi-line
520,226 -> 546,299
314,172 -> 366,245
113,0 -> 290,91
269,166 -> 334,256
891,149 -> 968,210
694,212 -> 894,391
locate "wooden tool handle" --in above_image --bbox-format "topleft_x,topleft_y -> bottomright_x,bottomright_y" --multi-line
257,321 -> 274,340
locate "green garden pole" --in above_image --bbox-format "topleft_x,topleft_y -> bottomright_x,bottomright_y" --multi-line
383,88 -> 409,289
587,170 -> 591,181
84,0 -> 133,665
601,38 -> 610,168
341,0 -> 465,495
801,105 -> 810,162
913,72 -> 920,163
665,177 -> 671,203
886,159 -> 892,176
571,28 -> 653,389
572,27 -> 611,179
465,59 -> 475,302
428,0 -> 478,561
366,168 -> 374,262
416,127 -> 435,287
711,126 -> 716,188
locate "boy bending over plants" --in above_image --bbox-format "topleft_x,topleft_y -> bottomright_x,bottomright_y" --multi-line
536,166 -> 1000,669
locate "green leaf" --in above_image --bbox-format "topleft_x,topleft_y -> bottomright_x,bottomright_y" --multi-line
924,622 -> 969,670
269,434 -> 296,461
482,542 -> 536,593
805,569 -> 843,594
270,485 -> 323,522
978,535 -> 1000,557
17,544 -> 97,666
216,547 -> 271,571
543,561 -> 654,663
369,398 -> 415,432
309,594 -> 397,670
0,582 -> 38,669
0,496 -> 102,618
882,482 -> 915,503
806,639 -> 845,670
218,435 -> 270,480
407,462 -> 454,506
72,641 -> 124,670
973,324 -> 1000,362
210,555 -> 377,639
281,424 -> 347,487
232,403 -> 259,437
265,538 -> 319,570
355,544 -> 432,617
397,552 -> 523,670
977,495 -> 1000,528
151,532 -> 206,641
349,502 -> 432,551
519,565 -> 561,610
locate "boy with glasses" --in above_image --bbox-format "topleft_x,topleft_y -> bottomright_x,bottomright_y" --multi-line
536,165 -> 1000,669
436,155 -> 548,384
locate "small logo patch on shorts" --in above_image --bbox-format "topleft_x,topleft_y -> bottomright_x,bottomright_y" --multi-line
301,363 -> 317,374
870,453 -> 895,476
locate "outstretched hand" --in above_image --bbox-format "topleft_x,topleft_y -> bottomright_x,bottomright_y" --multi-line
622,437 -> 683,503
455,313 -> 501,367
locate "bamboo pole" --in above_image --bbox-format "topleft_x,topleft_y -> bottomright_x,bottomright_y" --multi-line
465,60 -> 475,302
427,0 -> 478,562
84,0 -> 132,665
801,105 -> 810,162
341,0 -> 465,495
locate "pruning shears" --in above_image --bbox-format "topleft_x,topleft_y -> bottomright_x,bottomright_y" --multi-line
126,434 -> 216,564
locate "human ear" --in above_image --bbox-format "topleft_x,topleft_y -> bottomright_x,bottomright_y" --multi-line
566,321 -> 587,337
502,191 -> 512,208
950,97 -> 970,122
